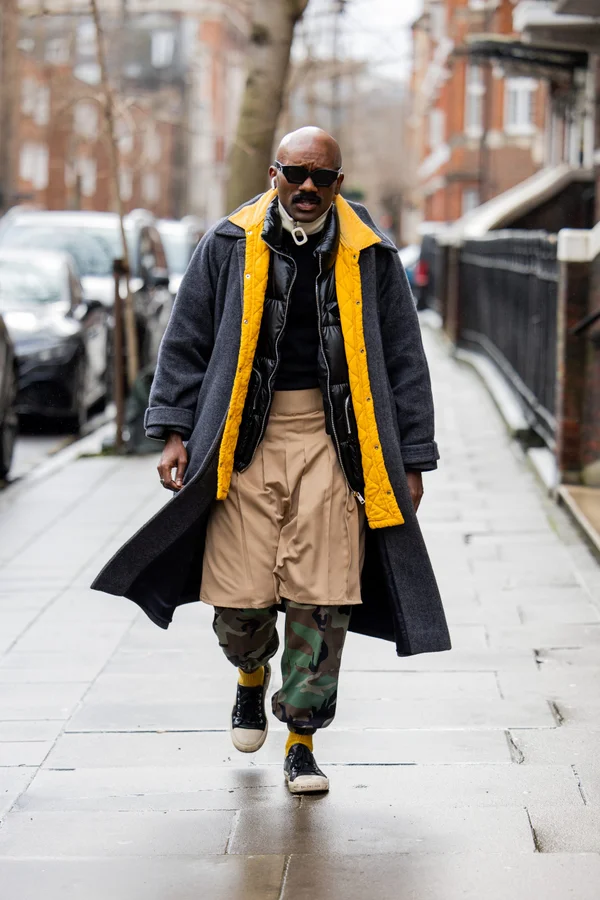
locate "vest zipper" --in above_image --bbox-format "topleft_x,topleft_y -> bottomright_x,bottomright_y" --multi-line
242,241 -> 297,471
315,255 -> 364,506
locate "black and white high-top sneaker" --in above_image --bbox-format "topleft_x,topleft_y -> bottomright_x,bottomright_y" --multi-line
230,664 -> 271,753
284,743 -> 329,794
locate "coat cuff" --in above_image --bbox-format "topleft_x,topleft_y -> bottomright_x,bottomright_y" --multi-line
401,441 -> 440,471
144,406 -> 194,441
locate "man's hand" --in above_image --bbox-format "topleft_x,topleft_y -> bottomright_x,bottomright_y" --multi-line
406,470 -> 424,512
158,433 -> 188,491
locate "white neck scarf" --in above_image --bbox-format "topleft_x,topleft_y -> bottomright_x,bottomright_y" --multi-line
278,199 -> 332,246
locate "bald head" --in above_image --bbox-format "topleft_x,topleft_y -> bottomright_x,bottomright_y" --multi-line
276,127 -> 342,170
270,126 -> 344,224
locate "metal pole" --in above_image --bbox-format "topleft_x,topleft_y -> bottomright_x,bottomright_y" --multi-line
113,258 -> 126,452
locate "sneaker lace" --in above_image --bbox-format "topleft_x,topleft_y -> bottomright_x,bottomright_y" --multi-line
236,686 -> 265,725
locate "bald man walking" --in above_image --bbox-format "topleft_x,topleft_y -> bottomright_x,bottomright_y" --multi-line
93,127 -> 450,795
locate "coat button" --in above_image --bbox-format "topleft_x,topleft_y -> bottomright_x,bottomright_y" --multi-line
374,444 -> 379,450
243,319 -> 248,324
246,274 -> 251,279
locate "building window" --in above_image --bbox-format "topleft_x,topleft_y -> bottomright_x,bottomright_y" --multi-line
116,120 -> 134,155
19,143 -> 49,190
34,85 -> 50,127
429,108 -> 445,150
429,3 -> 446,43
462,188 -> 480,215
77,157 -> 97,197
76,21 -> 97,59
144,128 -> 162,164
465,65 -> 485,137
74,102 -> 99,139
505,78 -> 536,135
21,78 -> 37,116
45,37 -> 70,65
151,31 -> 175,69
119,168 -> 133,202
142,172 -> 160,205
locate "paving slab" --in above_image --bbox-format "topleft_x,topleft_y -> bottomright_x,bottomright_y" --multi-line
0,855 -> 286,900
0,683 -> 89,720
86,670 -> 502,703
16,767 -> 301,812
0,809 -> 236,857
44,728 -> 512,769
18,760 -> 583,812
528,806 -> 600,853
282,852 -> 600,900
0,769 -> 34,817
64,695 -> 555,732
0,741 -> 53,767
229,805 -> 534,856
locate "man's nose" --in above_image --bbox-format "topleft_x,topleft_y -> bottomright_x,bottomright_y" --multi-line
298,175 -> 318,192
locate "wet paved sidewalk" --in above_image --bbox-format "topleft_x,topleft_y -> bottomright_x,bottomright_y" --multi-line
0,326 -> 599,899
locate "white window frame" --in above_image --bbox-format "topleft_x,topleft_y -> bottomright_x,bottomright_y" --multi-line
462,187 -> 480,216
19,142 -> 49,190
34,85 -> 50,127
151,31 -> 175,69
429,107 -> 445,150
429,3 -> 446,43
465,65 -> 485,138
142,171 -> 160,205
74,101 -> 99,139
505,77 -> 537,136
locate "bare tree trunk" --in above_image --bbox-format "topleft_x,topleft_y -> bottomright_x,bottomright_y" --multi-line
90,0 -> 139,388
0,0 -> 19,212
227,0 -> 309,211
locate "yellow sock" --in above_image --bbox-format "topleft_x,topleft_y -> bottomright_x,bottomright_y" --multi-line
238,666 -> 264,688
286,731 -> 313,755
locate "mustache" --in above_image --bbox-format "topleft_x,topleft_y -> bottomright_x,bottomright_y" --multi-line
292,192 -> 321,205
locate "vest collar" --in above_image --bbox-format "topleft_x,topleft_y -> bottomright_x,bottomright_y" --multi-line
226,190 -> 386,254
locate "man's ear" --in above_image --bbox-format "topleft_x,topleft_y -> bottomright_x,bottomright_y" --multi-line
335,173 -> 345,196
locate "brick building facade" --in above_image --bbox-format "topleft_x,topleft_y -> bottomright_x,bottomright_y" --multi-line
408,0 -> 547,228
2,2 -> 251,224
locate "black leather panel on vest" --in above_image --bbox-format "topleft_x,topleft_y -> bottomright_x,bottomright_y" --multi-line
234,199 -> 365,495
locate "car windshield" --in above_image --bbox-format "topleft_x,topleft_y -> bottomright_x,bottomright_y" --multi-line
160,231 -> 192,275
0,259 -> 65,308
2,223 -> 123,277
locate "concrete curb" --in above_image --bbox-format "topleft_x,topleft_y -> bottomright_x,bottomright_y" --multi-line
453,348 -> 530,440
18,421 -> 116,490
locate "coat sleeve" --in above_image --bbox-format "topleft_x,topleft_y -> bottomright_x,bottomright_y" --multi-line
144,231 -> 218,441
377,248 -> 439,471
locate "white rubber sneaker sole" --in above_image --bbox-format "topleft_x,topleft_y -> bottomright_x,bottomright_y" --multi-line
285,772 -> 330,794
230,666 -> 271,754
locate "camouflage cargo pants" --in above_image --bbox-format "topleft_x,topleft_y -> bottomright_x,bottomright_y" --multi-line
213,601 -> 351,735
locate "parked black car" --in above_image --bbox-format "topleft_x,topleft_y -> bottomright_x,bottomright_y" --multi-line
0,208 -> 172,371
0,312 -> 18,478
157,216 -> 204,296
0,249 -> 109,432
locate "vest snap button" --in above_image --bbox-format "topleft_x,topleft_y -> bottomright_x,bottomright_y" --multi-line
246,274 -> 251,279
243,319 -> 248,324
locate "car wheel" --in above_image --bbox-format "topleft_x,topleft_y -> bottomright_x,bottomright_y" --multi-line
0,367 -> 18,480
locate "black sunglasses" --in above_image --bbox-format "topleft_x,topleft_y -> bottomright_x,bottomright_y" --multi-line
274,161 -> 342,188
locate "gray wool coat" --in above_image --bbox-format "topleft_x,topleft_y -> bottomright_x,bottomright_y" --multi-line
92,196 -> 451,657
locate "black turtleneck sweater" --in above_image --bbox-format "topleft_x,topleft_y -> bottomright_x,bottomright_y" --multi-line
274,230 -> 322,391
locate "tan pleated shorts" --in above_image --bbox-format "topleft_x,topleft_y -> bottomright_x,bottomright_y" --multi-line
200,388 -> 366,609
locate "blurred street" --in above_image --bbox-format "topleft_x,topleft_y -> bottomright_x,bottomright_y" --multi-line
0,327 -> 599,899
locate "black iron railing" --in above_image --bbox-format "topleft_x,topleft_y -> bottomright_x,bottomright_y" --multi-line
458,231 -> 559,448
